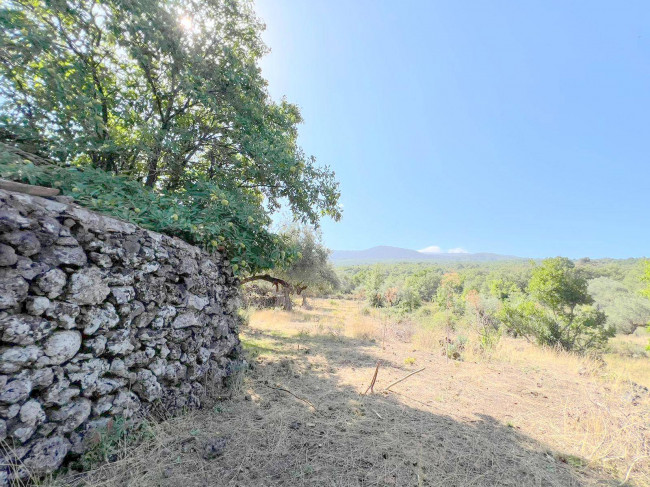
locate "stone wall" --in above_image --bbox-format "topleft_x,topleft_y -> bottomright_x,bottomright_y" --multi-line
0,188 -> 241,480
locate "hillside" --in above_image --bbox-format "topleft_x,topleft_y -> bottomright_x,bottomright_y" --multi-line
330,245 -> 521,265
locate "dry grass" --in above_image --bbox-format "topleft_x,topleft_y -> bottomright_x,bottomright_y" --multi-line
47,299 -> 649,487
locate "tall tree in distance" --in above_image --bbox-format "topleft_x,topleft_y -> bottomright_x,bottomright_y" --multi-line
500,257 -> 614,352
242,226 -> 339,310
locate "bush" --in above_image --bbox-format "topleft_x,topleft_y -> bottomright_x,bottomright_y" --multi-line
498,258 -> 615,353
0,158 -> 297,274
397,286 -> 422,312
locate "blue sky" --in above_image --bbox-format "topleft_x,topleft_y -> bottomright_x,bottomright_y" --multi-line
256,0 -> 650,259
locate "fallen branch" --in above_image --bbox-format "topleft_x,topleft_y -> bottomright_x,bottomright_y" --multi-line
363,361 -> 381,395
0,179 -> 60,197
264,383 -> 318,412
383,367 -> 426,392
621,455 -> 648,486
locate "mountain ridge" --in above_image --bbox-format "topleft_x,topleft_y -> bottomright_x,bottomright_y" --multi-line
330,245 -> 522,265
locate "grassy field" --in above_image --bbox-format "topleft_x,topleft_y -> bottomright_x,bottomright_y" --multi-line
57,298 -> 649,486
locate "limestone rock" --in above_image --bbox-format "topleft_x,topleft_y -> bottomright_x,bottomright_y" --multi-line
0,315 -> 56,346
15,257 -> 50,280
26,296 -> 51,316
27,368 -> 54,390
0,243 -> 17,266
44,331 -> 82,364
132,369 -> 162,402
19,400 -> 46,426
34,269 -> 67,299
0,272 -> 28,309
0,188 -> 241,475
111,389 -> 140,418
10,422 -> 36,443
1,230 -> 41,256
44,301 -> 80,329
92,395 -> 114,416
0,346 -> 42,374
172,312 -> 199,329
39,245 -> 87,267
187,293 -> 209,311
0,379 -> 32,404
105,329 -> 134,356
50,398 -> 91,433
110,286 -> 135,304
41,378 -> 80,407
68,267 -> 110,305
84,335 -> 107,355
22,436 -> 71,475
81,303 -> 119,335
0,403 -> 20,419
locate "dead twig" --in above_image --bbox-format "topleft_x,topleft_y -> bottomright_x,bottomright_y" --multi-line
620,455 -> 648,485
383,368 -> 426,392
264,383 -> 318,412
363,361 -> 381,395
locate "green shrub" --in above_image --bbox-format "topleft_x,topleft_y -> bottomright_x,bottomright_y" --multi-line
0,159 -> 297,274
73,417 -> 153,472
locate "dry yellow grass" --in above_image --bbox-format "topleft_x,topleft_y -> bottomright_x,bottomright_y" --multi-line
47,298 -> 649,487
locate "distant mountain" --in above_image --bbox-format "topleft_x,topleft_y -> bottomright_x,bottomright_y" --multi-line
330,246 -> 521,265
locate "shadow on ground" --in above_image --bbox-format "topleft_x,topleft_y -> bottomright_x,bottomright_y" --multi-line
65,328 -> 621,487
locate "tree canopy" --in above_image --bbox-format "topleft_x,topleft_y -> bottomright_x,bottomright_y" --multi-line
499,258 -> 614,352
0,0 -> 340,272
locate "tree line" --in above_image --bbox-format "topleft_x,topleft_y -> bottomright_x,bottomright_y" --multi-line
339,258 -> 650,353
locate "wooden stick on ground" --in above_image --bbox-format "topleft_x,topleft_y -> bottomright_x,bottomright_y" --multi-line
265,383 -> 318,412
383,367 -> 426,392
363,361 -> 381,395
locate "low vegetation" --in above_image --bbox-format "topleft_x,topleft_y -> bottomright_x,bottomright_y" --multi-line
339,257 -> 650,354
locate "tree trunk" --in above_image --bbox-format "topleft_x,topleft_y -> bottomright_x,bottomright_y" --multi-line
240,274 -> 293,311
145,152 -> 159,187
283,286 -> 293,311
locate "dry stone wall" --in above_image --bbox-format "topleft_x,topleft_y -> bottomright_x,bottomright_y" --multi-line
0,188 -> 241,481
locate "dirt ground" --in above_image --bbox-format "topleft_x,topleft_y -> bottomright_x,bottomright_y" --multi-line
57,299 -> 649,487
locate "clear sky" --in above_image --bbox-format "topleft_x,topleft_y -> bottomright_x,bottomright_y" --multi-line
256,0 -> 649,259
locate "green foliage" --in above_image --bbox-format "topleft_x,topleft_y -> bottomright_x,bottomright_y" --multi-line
642,261 -> 650,299
404,268 -> 442,301
73,417 -> 154,472
0,159 -> 295,273
641,261 -> 650,350
339,258 -> 644,354
435,273 -> 465,315
364,265 -> 386,308
499,258 -> 614,352
396,286 -> 421,312
588,277 -> 650,334
527,257 -> 591,312
275,226 -> 339,294
489,278 -> 520,301
0,0 -> 340,273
